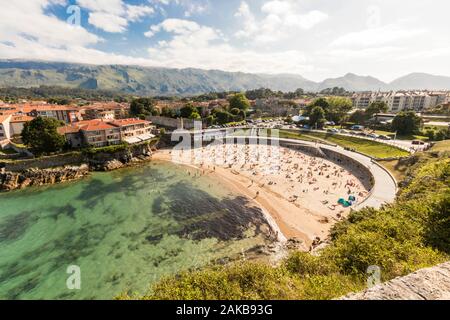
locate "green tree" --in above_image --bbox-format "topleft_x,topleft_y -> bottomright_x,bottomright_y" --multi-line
22,117 -> 66,154
309,106 -> 326,129
180,103 -> 197,118
349,110 -> 367,125
215,110 -> 232,125
130,98 -> 157,117
366,101 -> 388,118
229,93 -> 250,111
161,107 -> 176,118
327,97 -> 353,124
189,112 -> 201,120
305,98 -> 330,117
206,115 -> 216,126
391,111 -> 423,135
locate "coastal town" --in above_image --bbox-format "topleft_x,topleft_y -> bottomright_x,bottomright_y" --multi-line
1,0 -> 450,306
1,88 -> 449,155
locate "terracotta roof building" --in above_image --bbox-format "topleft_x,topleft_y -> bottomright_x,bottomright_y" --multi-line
58,118 -> 155,148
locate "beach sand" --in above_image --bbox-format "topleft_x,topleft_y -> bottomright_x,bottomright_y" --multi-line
153,144 -> 370,250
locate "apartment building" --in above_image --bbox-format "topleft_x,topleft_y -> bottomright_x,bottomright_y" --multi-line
352,91 -> 448,113
29,105 -> 82,123
82,102 -> 130,120
58,119 -> 155,148
108,119 -> 154,144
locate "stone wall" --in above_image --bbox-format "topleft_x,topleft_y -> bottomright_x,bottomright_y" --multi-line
1,152 -> 85,172
148,116 -> 199,130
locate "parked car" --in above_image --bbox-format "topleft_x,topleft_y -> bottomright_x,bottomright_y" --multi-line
412,140 -> 425,145
351,125 -> 365,131
379,135 -> 392,140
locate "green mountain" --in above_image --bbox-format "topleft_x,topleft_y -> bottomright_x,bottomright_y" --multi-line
1,61 -> 449,95
0,60 -> 317,95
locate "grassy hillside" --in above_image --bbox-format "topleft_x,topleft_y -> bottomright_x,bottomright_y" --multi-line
0,61 -> 317,96
119,146 -> 450,300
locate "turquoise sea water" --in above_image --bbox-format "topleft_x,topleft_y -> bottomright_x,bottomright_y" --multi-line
0,161 -> 271,300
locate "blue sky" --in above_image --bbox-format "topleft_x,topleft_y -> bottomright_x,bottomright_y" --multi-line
1,0 -> 450,81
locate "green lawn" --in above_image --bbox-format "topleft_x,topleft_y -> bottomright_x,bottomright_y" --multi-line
232,129 -> 410,159
430,140 -> 450,152
296,131 -> 410,159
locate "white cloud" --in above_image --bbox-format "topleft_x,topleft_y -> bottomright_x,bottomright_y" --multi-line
88,12 -> 128,33
235,1 -> 328,44
150,0 -> 209,17
76,0 -> 155,33
145,18 -> 311,74
126,4 -> 155,22
331,23 -> 426,48
0,1 -> 151,66
0,1 -> 100,48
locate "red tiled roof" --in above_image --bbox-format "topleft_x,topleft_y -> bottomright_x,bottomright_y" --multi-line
109,119 -> 151,127
58,118 -> 152,136
64,119 -> 117,132
58,126 -> 80,135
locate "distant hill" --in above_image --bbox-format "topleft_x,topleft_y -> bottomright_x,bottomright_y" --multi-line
0,60 -> 449,95
319,73 -> 388,91
0,60 -> 317,96
389,73 -> 450,90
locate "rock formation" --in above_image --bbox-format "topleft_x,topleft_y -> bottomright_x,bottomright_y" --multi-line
0,165 -> 90,192
342,262 -> 450,300
0,142 -> 154,192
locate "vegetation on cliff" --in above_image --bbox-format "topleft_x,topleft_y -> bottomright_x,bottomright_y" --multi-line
119,145 -> 450,300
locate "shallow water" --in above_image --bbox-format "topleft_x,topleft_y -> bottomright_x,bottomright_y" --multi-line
0,161 -> 271,300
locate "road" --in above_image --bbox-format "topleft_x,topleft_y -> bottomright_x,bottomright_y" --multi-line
198,125 -> 426,153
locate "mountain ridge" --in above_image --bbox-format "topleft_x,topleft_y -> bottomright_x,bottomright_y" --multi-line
0,60 -> 449,96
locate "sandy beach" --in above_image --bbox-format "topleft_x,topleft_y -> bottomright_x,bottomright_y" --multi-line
153,144 -> 370,250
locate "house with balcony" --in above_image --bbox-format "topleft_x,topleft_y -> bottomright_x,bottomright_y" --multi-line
58,118 -> 156,148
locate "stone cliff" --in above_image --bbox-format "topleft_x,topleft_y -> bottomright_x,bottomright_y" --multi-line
0,142 -> 155,192
0,165 -> 90,191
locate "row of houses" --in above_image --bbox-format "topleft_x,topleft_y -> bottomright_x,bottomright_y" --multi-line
58,119 -> 156,148
351,91 -> 449,112
0,102 -> 130,124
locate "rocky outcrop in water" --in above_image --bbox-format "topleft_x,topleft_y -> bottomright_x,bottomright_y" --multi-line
0,165 -> 90,192
0,142 -> 156,191
88,143 -> 153,171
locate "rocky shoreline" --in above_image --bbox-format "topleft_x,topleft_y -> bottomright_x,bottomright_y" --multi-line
0,143 -> 154,192
0,165 -> 90,192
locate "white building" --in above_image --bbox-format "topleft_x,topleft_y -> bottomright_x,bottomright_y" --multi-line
0,115 -> 12,148
352,91 -> 448,113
